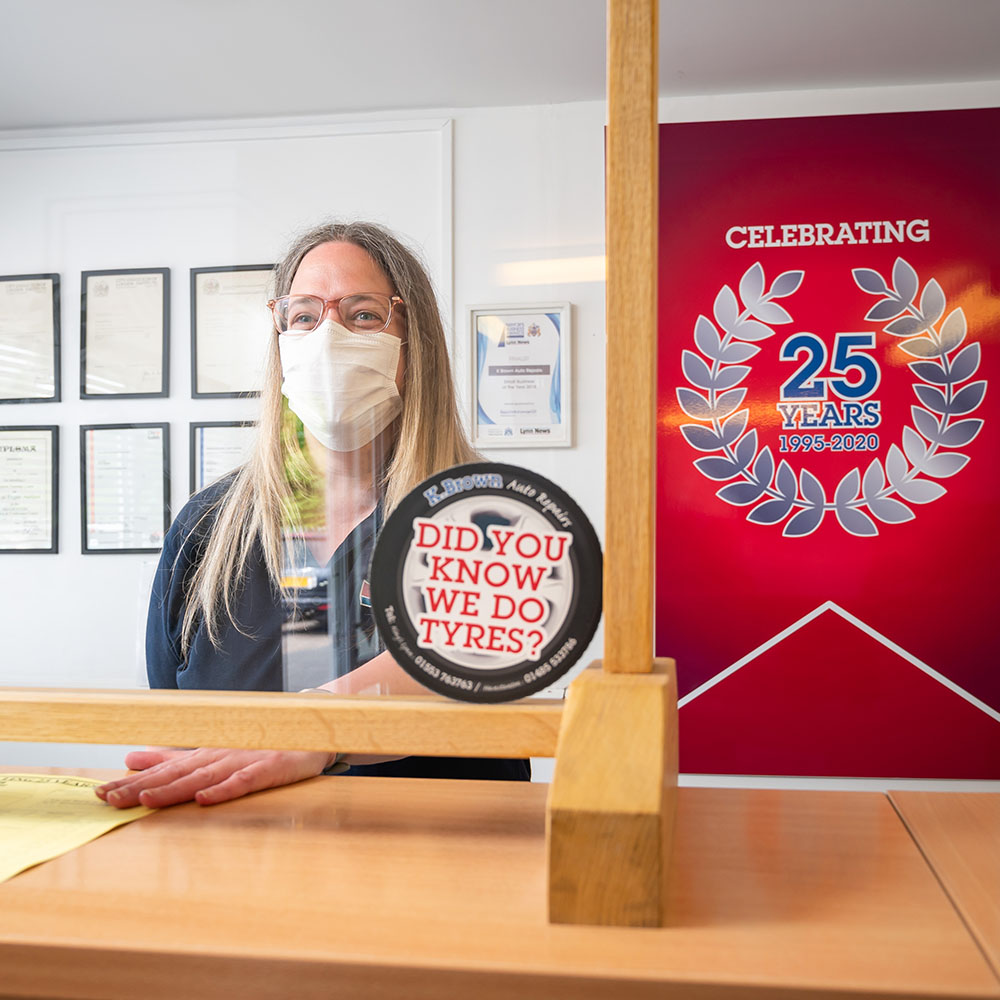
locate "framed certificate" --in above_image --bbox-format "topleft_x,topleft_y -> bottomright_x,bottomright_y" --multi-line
189,420 -> 256,494
0,274 -> 60,403
471,303 -> 572,448
80,268 -> 169,398
0,426 -> 58,553
80,423 -> 170,554
191,265 -> 273,398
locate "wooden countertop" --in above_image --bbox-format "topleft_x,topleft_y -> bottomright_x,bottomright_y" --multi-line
1,769 -> 997,1000
891,791 -> 1000,982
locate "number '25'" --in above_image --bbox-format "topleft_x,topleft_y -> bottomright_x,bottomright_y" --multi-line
779,332 -> 881,401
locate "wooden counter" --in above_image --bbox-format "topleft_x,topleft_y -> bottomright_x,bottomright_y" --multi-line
890,792 -> 1000,982
1,770 -> 997,1000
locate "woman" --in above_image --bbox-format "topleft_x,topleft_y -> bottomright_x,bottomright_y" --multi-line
97,222 -> 530,810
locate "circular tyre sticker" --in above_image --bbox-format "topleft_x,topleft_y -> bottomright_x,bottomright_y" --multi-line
370,462 -> 602,702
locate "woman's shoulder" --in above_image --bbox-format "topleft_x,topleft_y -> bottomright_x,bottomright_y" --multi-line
165,472 -> 239,553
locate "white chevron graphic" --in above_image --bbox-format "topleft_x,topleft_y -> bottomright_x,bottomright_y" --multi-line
677,599 -> 1000,725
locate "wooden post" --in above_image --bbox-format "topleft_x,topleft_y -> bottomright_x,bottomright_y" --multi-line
547,0 -> 677,926
604,0 -> 658,677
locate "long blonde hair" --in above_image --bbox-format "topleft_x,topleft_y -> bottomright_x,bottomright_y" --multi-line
181,221 -> 476,654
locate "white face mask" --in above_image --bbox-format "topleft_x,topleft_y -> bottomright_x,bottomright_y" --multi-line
278,318 -> 402,452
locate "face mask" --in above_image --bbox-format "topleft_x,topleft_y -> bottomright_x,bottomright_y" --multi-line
278,318 -> 402,452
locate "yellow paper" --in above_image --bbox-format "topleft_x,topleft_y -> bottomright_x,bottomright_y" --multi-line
0,773 -> 153,882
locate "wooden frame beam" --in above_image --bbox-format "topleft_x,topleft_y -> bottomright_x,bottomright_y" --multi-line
0,689 -> 563,759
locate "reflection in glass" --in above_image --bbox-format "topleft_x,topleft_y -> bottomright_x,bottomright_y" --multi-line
277,385 -> 394,695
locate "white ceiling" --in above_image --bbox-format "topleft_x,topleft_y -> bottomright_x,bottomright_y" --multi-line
1,0 -> 999,131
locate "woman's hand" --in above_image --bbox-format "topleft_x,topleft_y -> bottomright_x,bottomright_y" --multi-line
95,747 -> 336,809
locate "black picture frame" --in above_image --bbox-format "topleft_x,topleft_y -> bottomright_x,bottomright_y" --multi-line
189,420 -> 256,495
0,425 -> 58,553
80,267 -> 170,399
80,422 -> 170,555
190,264 -> 273,399
0,273 -> 61,404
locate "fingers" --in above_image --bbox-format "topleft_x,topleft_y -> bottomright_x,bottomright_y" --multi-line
128,757 -> 252,809
97,748 -> 229,807
95,748 -> 193,801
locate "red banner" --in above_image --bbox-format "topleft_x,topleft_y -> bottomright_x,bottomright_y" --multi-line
656,109 -> 1000,777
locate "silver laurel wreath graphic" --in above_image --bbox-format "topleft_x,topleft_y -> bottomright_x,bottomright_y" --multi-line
676,258 -> 986,537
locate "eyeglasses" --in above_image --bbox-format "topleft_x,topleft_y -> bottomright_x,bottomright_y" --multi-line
268,293 -> 404,335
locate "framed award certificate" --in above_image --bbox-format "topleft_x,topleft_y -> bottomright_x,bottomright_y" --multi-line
0,426 -> 58,553
80,423 -> 170,554
0,274 -> 60,403
189,420 -> 256,494
191,265 -> 273,398
81,268 -> 169,398
471,303 -> 573,448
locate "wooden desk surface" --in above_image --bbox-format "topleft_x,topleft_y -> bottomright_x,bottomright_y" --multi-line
890,792 -> 1000,982
1,769 -> 997,1000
